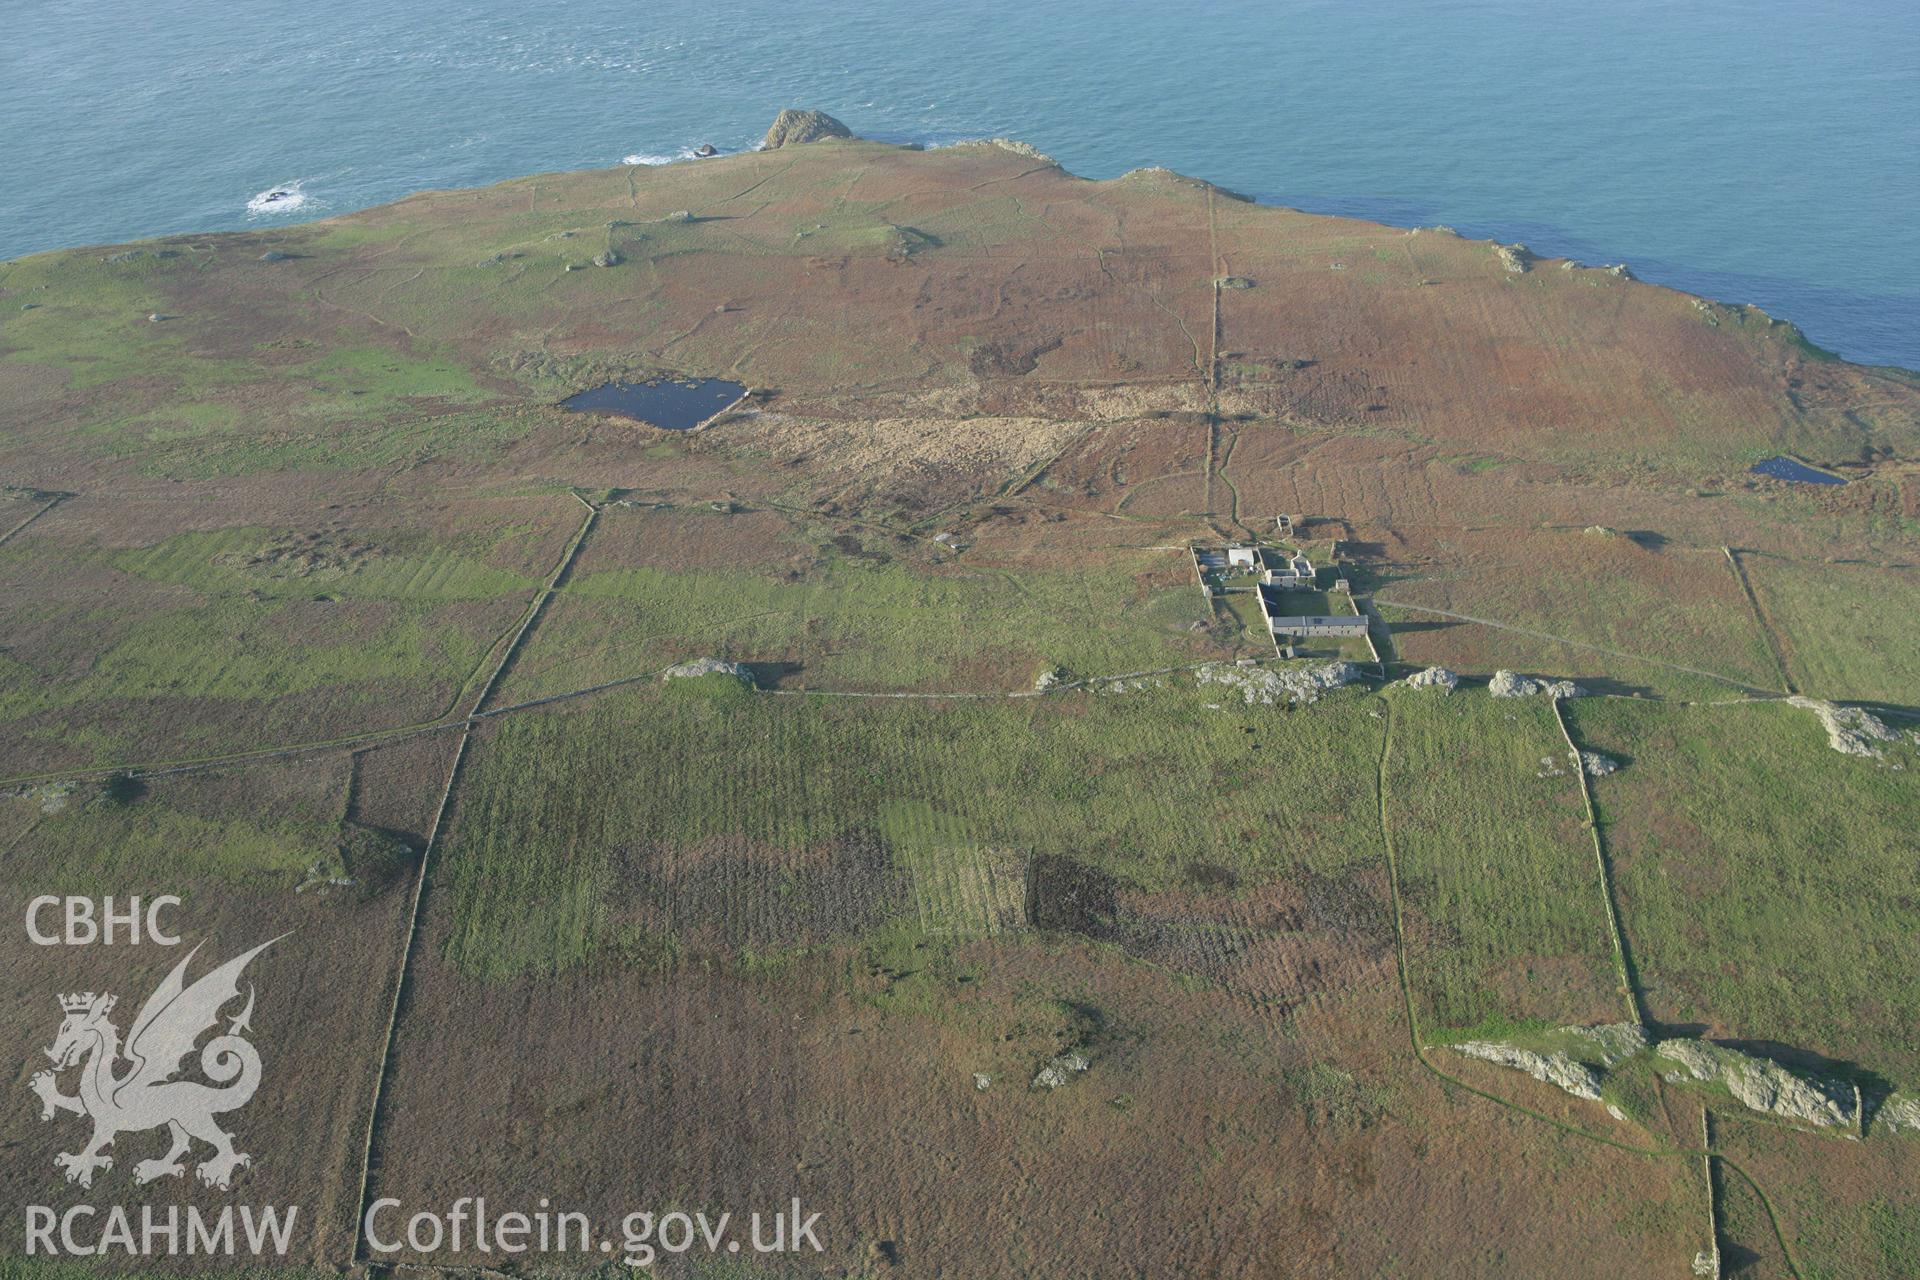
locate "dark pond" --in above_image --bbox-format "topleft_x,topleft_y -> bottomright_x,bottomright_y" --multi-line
559,378 -> 747,430
1751,456 -> 1846,485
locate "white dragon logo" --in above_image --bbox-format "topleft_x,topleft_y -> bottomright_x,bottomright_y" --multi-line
28,936 -> 281,1190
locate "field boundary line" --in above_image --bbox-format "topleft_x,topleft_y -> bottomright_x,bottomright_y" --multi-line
346,723 -> 471,1266
1720,546 -> 1797,695
768,657 -> 1258,701
1702,1108 -> 1724,1280
0,493 -> 68,547
343,499 -> 599,1265
467,498 -> 600,715
1373,693 -> 1807,1276
1371,597 -> 1778,694
1550,696 -> 1646,1027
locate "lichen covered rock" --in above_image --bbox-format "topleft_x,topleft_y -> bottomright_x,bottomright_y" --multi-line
1495,243 -> 1534,273
1489,669 -> 1540,698
1404,666 -> 1459,693
1032,1050 -> 1090,1090
1195,661 -> 1360,706
1787,695 -> 1899,758
1877,1092 -> 1920,1134
1452,1042 -> 1603,1101
1575,750 -> 1619,777
762,108 -> 854,149
662,657 -> 755,686
1655,1039 -> 1856,1128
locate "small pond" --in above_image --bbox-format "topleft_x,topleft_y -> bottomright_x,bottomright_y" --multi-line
559,378 -> 747,430
1750,456 -> 1846,485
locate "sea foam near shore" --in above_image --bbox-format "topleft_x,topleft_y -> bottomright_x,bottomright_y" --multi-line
245,180 -> 314,217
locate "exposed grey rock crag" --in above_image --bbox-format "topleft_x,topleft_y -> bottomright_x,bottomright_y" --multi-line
1452,1042 -> 1603,1101
1032,1050 -> 1090,1090
662,657 -> 755,686
949,138 -> 1056,165
1196,661 -> 1360,707
1489,669 -> 1540,698
762,109 -> 854,149
1787,695 -> 1899,758
1495,243 -> 1534,273
1877,1093 -> 1920,1134
1575,750 -> 1619,777
1488,670 -> 1584,699
1404,666 -> 1459,693
1655,1039 -> 1856,1128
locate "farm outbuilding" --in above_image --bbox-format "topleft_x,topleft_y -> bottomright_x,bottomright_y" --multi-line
1262,552 -> 1314,588
1267,615 -> 1370,638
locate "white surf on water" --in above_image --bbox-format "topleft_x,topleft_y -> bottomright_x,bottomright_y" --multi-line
622,146 -> 707,166
245,180 -> 314,216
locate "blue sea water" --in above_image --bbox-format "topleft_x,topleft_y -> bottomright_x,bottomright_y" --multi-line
3,0 -> 1916,368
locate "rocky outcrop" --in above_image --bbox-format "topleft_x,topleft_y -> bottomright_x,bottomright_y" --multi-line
1032,1049 -> 1090,1090
1489,669 -> 1540,698
948,138 -> 1056,165
1575,750 -> 1619,777
1655,1039 -> 1856,1128
1195,661 -> 1361,707
1452,1041 -> 1603,1101
1449,1023 -> 1649,1104
662,657 -> 755,686
1787,695 -> 1899,758
1877,1092 -> 1920,1134
762,109 -> 854,149
1495,243 -> 1534,274
1404,666 -> 1459,693
1488,670 -> 1584,699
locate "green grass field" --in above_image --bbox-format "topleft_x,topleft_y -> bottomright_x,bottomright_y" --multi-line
1568,696 -> 1920,1083
1375,531 -> 1782,694
0,513 -> 576,768
112,525 -> 537,600
497,548 -> 1225,699
436,676 -> 1384,980
1742,555 -> 1920,703
4,756 -> 348,894
1385,689 -> 1622,1036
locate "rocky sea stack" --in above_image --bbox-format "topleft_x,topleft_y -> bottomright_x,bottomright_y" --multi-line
762,108 -> 854,149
